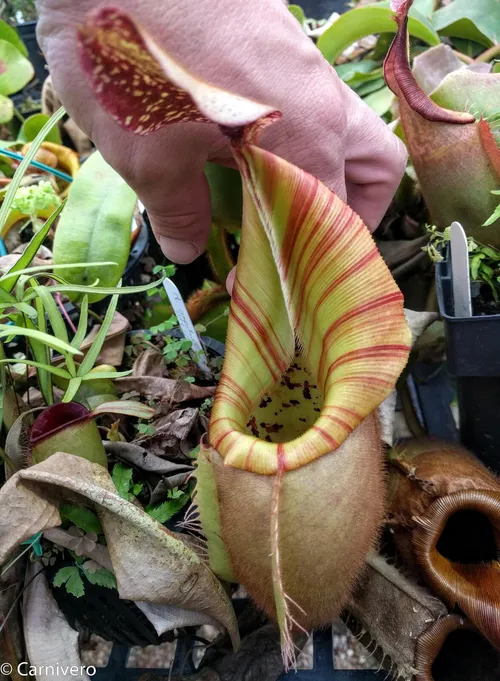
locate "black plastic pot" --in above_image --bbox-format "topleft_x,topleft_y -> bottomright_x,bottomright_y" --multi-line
436,248 -> 500,473
299,0 -> 349,19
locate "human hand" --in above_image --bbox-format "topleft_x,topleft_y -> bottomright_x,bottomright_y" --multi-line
37,0 -> 407,265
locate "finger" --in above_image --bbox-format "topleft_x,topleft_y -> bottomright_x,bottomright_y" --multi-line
94,124 -> 220,264
139,167 -> 212,264
342,84 -> 407,231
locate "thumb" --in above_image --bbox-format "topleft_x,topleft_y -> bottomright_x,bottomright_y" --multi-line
92,123 -> 216,265
141,168 -> 212,264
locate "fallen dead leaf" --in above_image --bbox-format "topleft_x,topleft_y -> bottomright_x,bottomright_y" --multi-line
132,348 -> 166,378
115,376 -> 215,404
133,408 -> 203,460
23,564 -> 91,681
0,453 -> 239,648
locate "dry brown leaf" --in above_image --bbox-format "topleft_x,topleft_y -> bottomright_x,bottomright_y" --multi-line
80,311 -> 130,366
134,408 -> 202,460
115,376 -> 215,404
103,441 -> 193,476
0,473 -> 61,565
0,454 -> 239,648
42,529 -> 220,636
132,348 -> 166,378
23,564 -> 91,681
0,562 -> 24,681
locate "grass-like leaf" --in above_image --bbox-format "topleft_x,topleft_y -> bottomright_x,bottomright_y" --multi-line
0,260 -> 117,284
0,186 -> 65,292
77,291 -> 119,377
0,358 -> 71,379
0,323 -> 82,356
81,370 -> 132,381
71,295 -> 88,349
0,108 -> 65,237
62,377 -> 83,403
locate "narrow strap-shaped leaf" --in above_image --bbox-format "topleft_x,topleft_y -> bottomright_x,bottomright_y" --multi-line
0,324 -> 82,356
81,370 -> 132,381
33,295 -> 53,405
0,261 -> 117,284
77,291 -> 119,377
32,284 -> 69,345
0,358 -> 71,379
32,282 -> 75,376
23,276 -> 165,300
62,377 -> 83,403
0,301 -> 37,318
0,201 -> 66,292
71,295 -> 89,349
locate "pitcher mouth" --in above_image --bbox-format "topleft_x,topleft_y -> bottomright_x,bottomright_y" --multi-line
30,402 -> 91,445
415,615 -> 499,681
413,489 -> 500,648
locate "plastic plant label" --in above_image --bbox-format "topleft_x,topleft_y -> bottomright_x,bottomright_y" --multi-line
162,278 -> 211,374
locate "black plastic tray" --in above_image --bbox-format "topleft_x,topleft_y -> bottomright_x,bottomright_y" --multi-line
94,627 -> 385,681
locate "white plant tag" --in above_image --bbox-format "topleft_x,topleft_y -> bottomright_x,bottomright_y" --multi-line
162,278 -> 211,374
450,221 -> 472,318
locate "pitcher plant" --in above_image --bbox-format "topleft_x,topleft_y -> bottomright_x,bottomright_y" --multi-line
77,7 -> 411,665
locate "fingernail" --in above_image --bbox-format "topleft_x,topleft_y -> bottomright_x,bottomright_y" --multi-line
158,237 -> 201,264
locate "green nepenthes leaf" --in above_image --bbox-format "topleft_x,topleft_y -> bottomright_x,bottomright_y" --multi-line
0,201 -> 66,292
62,377 -> 83,403
0,324 -> 82,356
0,38 -> 34,96
432,0 -> 500,47
91,401 -> 155,420
18,113 -> 63,145
53,150 -> 138,303
317,1 -> 439,64
0,19 -> 28,57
